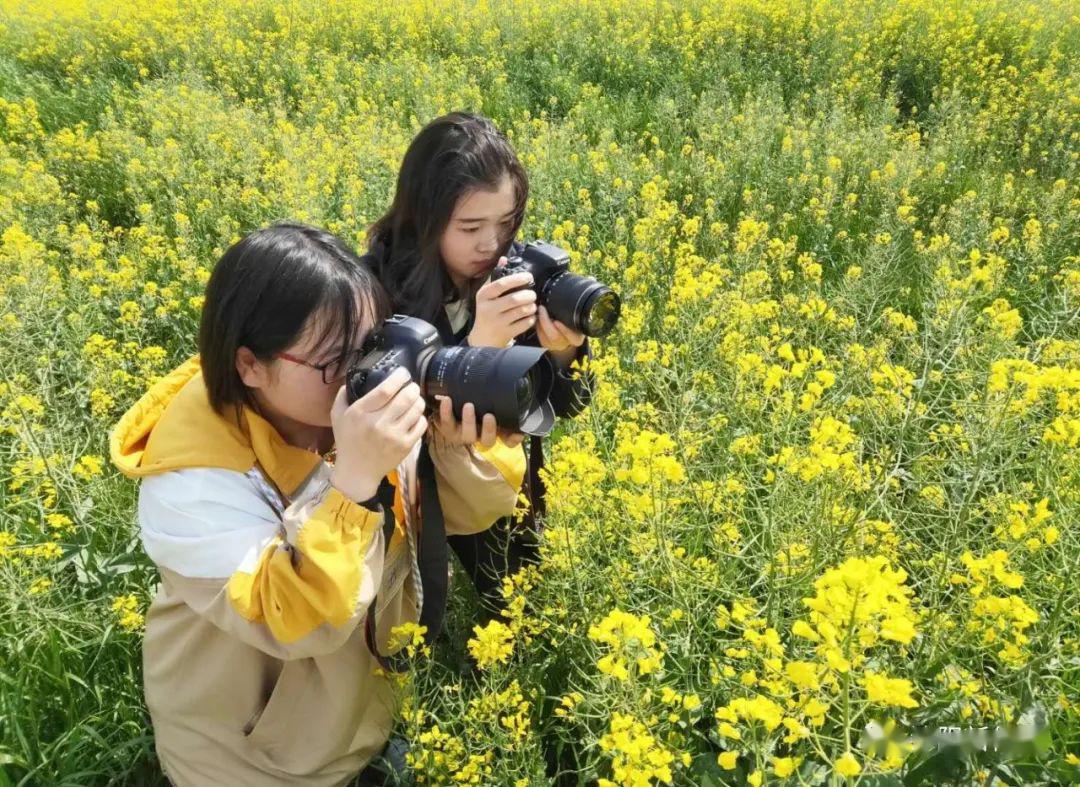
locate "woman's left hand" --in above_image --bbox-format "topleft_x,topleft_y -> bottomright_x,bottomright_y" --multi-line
431,396 -> 526,448
536,306 -> 586,365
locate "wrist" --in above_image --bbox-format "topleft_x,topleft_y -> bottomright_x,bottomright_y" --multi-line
549,344 -> 578,367
329,469 -> 380,506
467,330 -> 497,348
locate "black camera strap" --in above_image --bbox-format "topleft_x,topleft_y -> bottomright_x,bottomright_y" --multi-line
364,441 -> 448,673
526,434 -> 547,523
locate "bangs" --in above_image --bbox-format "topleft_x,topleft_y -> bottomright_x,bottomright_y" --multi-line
306,272 -> 393,366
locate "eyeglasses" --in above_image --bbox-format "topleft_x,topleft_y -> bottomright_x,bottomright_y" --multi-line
275,348 -> 367,385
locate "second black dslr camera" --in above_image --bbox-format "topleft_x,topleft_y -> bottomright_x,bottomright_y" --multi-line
489,241 -> 621,338
345,315 -> 556,436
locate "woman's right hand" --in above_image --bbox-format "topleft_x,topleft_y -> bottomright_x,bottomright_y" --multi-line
467,258 -> 538,348
329,367 -> 427,503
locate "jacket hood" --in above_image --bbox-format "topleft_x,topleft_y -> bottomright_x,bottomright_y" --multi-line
109,356 -> 321,497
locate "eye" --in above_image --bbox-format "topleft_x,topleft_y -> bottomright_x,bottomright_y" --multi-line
463,227 -> 480,234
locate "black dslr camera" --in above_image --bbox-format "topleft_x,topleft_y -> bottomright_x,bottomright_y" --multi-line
345,315 -> 556,436
489,241 -> 621,338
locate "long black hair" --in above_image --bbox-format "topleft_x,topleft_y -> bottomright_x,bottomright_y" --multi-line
368,112 -> 528,323
199,221 -> 391,415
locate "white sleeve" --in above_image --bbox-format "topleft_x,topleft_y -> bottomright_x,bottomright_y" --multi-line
138,467 -> 281,580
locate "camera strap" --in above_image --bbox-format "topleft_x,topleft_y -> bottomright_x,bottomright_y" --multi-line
527,434 -> 547,524
364,441 -> 448,673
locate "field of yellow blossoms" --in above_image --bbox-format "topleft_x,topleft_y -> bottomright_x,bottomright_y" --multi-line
1,0 -> 1078,784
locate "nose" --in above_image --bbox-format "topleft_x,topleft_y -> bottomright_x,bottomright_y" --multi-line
477,228 -> 499,254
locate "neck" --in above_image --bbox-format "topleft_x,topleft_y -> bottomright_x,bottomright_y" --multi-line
253,398 -> 334,456
274,417 -> 334,456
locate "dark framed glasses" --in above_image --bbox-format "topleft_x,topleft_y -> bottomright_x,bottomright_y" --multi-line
275,347 -> 366,385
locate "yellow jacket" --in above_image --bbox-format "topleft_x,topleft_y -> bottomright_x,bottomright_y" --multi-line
110,357 -> 524,786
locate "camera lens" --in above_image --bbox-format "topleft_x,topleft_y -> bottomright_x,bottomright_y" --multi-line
545,273 -> 622,338
515,374 -> 534,421
424,345 -> 556,436
582,288 -> 621,337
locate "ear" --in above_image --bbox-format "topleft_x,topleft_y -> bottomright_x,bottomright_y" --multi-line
235,346 -> 268,389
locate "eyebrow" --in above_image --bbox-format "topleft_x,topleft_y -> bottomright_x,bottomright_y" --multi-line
456,211 -> 517,224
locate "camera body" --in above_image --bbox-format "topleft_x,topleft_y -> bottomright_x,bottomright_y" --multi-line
490,240 -> 621,338
345,315 -> 556,436
345,315 -> 441,404
493,240 -> 572,300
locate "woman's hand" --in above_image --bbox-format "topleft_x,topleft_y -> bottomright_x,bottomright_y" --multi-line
431,396 -> 526,448
467,258 -> 537,348
536,305 -> 586,366
329,367 -> 427,503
